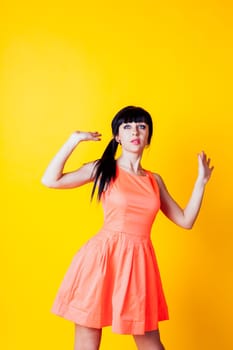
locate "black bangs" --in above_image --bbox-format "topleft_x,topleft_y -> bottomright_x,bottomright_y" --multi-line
117,113 -> 149,125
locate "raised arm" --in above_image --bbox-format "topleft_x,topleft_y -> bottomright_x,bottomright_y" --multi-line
41,131 -> 101,189
154,151 -> 214,229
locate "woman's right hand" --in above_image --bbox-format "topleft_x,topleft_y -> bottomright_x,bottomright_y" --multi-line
69,131 -> 102,144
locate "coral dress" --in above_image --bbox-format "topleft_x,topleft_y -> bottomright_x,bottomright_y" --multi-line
51,166 -> 169,335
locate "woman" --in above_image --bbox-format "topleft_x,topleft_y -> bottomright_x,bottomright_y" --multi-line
42,106 -> 213,350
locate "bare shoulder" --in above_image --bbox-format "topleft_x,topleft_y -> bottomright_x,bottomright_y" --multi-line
150,172 -> 170,195
151,172 -> 164,186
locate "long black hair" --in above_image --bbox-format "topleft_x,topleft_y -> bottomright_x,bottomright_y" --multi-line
91,106 -> 153,200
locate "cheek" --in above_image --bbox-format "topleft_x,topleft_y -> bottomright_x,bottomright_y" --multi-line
142,130 -> 149,141
118,128 -> 128,139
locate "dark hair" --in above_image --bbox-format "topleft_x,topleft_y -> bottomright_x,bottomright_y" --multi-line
91,106 -> 153,200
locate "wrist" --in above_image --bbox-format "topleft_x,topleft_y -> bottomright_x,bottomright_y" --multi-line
68,132 -> 83,146
195,176 -> 207,188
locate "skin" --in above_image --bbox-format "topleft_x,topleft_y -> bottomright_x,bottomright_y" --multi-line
42,123 -> 213,349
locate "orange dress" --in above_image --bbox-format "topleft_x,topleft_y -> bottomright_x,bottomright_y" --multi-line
51,166 -> 169,335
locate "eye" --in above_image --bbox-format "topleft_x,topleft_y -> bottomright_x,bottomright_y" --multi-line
138,123 -> 146,129
123,124 -> 131,129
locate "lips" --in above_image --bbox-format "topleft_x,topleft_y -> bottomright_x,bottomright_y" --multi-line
131,139 -> 140,145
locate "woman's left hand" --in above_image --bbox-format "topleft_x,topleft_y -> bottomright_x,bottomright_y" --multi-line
197,151 -> 214,184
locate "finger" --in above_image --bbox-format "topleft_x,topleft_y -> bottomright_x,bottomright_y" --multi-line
92,132 -> 102,140
198,153 -> 204,164
197,153 -> 202,166
198,151 -> 204,161
92,132 -> 102,136
202,151 -> 207,161
89,131 -> 101,137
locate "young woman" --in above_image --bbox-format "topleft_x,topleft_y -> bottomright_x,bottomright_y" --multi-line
42,106 -> 213,350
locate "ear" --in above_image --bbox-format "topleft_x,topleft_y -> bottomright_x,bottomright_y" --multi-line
115,135 -> 120,143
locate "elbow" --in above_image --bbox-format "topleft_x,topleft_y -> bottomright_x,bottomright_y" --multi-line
41,177 -> 51,187
41,176 -> 57,188
182,221 -> 194,230
181,211 -> 196,230
184,224 -> 193,230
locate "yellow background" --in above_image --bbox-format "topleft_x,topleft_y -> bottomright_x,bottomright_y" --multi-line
1,1 -> 233,349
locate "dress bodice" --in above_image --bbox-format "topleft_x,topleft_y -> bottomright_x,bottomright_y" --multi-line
101,166 -> 161,237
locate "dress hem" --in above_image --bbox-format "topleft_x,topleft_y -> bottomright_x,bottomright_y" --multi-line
51,303 -> 169,335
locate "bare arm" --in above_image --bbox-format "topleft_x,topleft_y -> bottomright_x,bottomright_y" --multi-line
154,151 -> 214,229
41,131 -> 101,189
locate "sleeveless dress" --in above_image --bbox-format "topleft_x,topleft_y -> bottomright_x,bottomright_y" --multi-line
51,166 -> 169,335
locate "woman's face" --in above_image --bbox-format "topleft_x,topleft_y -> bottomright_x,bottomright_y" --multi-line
116,122 -> 149,154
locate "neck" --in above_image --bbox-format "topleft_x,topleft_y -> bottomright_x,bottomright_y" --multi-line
117,153 -> 143,173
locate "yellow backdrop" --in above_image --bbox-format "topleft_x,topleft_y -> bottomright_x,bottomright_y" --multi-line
1,1 -> 233,349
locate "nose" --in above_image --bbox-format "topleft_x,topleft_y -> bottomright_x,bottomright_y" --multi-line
132,125 -> 139,135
